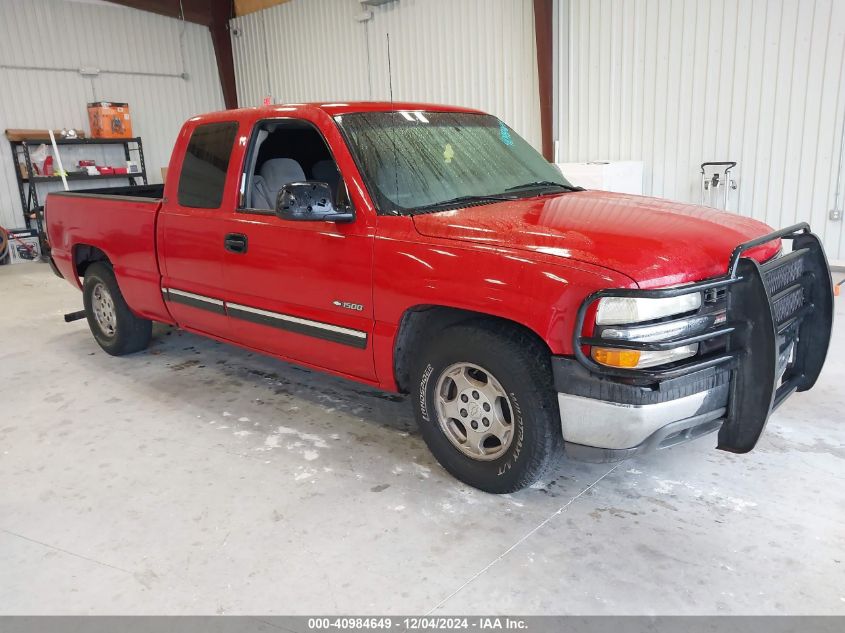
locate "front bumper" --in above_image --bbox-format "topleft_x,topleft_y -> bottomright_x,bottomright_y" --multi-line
557,223 -> 833,462
555,358 -> 729,461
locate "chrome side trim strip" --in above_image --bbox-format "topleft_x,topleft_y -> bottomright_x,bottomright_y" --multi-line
225,301 -> 366,339
166,288 -> 225,306
161,286 -> 368,349
162,287 -> 226,314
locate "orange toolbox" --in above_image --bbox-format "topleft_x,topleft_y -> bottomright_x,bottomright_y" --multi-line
87,102 -> 133,139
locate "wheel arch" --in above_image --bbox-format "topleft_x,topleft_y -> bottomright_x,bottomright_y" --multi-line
73,244 -> 112,279
392,304 -> 553,394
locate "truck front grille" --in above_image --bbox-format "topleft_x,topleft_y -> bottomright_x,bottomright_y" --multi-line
763,254 -> 804,296
770,285 -> 805,324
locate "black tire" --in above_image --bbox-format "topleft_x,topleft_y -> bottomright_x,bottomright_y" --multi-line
82,262 -> 152,356
412,321 -> 561,493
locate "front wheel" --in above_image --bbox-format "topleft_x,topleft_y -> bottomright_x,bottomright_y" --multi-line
82,262 -> 152,356
412,322 -> 561,493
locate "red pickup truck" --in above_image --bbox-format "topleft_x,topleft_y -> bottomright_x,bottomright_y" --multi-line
46,102 -> 833,493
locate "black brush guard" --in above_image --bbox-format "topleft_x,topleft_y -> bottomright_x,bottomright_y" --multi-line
573,223 -> 834,453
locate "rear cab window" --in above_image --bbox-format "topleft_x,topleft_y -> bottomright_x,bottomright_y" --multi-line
177,122 -> 239,209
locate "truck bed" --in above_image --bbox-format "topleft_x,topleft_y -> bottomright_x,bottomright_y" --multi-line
45,187 -> 169,323
56,183 -> 164,200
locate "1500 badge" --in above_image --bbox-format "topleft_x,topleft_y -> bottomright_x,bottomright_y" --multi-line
332,300 -> 364,312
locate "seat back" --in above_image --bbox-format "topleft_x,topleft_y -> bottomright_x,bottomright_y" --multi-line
254,158 -> 306,209
312,160 -> 341,198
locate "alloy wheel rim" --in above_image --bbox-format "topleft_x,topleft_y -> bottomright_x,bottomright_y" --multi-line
434,362 -> 515,461
91,282 -> 116,337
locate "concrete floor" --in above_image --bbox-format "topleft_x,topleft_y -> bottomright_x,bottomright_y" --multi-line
1,262 -> 843,615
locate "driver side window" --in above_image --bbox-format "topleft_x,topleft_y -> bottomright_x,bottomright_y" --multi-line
241,119 -> 349,214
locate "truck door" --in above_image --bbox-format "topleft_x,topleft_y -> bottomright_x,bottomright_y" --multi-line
158,120 -> 240,339
220,117 -> 376,381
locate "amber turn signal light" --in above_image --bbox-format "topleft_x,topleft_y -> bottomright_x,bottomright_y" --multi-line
591,347 -> 641,368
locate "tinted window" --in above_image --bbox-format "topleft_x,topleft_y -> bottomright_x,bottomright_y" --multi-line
177,122 -> 238,208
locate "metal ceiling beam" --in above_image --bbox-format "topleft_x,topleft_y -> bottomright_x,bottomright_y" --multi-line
108,0 -> 238,109
108,0 -> 213,25
234,0 -> 291,17
533,0 -> 554,162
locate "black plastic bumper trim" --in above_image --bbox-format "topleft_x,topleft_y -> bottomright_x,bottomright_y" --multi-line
553,356 -> 732,406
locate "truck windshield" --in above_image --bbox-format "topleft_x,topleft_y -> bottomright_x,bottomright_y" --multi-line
335,111 -> 576,215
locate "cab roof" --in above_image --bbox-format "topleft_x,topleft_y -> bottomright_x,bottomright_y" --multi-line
187,101 -> 486,124
312,101 -> 484,116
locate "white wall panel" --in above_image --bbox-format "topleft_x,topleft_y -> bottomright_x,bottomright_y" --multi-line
0,0 -> 224,230
230,0 -> 541,148
366,0 -> 541,148
560,0 -> 845,259
231,0 -> 370,107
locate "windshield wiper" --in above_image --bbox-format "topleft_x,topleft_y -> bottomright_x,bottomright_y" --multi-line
505,180 -> 584,193
415,193 -> 518,211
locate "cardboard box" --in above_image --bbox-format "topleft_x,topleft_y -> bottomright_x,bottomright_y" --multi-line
87,102 -> 133,139
5,228 -> 41,264
5,128 -> 85,142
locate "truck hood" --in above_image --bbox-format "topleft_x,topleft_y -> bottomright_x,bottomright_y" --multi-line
411,190 -> 780,287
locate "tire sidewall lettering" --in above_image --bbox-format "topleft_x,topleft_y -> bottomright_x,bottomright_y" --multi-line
497,392 -> 524,477
419,363 -> 434,422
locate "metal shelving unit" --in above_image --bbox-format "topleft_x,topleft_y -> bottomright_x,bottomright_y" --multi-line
9,136 -> 148,235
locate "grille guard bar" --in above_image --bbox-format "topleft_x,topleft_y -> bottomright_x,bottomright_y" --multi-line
572,222 -> 834,453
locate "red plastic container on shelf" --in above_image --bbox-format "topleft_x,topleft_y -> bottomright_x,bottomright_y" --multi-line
97,166 -> 115,175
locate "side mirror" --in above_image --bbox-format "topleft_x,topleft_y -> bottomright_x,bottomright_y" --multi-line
275,182 -> 354,223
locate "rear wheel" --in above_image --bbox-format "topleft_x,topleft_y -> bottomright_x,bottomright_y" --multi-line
412,322 -> 561,493
82,262 -> 152,355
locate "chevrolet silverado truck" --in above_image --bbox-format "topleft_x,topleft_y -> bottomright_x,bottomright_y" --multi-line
45,102 -> 834,493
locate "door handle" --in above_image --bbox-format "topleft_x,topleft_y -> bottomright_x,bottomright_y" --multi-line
224,233 -> 248,254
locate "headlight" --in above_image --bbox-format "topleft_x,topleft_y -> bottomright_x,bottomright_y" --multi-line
600,312 -> 721,342
595,293 -> 702,325
591,344 -> 699,369
590,292 -> 706,369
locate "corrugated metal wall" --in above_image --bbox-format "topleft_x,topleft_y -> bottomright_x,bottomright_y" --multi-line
230,0 -> 542,148
363,0 -> 541,148
231,0 -> 370,106
0,0 -> 224,230
559,0 -> 845,259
